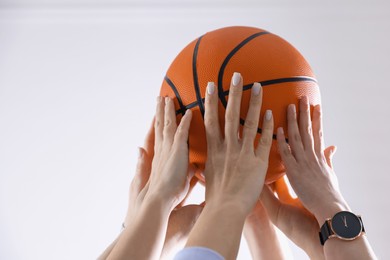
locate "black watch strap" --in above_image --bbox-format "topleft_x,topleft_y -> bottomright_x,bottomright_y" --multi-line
319,219 -> 332,245
319,216 -> 365,245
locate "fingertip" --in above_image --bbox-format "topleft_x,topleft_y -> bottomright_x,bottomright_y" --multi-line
277,127 -> 284,137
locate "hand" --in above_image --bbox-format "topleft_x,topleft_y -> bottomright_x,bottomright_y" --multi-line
124,119 -> 154,225
185,73 -> 274,259
276,96 -> 349,225
261,155 -> 334,260
124,119 -> 204,259
145,96 -> 194,210
203,73 -> 274,214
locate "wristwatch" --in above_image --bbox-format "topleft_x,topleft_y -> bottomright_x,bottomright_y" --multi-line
319,211 -> 365,245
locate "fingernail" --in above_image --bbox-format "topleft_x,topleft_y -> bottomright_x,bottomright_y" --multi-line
138,147 -> 143,158
232,72 -> 241,86
265,110 -> 272,120
165,96 -> 170,104
252,82 -> 261,96
278,127 -> 284,135
157,96 -> 161,102
207,82 -> 215,95
290,104 -> 296,113
185,109 -> 192,115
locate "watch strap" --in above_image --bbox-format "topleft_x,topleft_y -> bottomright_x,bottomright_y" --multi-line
319,219 -> 333,245
359,216 -> 365,233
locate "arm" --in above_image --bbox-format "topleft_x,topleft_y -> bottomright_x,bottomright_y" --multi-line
243,200 -> 289,260
185,72 -> 274,259
107,195 -> 172,260
105,96 -> 196,259
275,96 -> 377,260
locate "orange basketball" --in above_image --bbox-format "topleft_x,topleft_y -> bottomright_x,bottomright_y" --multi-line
159,26 -> 320,184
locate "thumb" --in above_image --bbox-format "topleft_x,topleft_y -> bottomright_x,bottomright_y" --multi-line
131,147 -> 152,194
324,145 -> 337,169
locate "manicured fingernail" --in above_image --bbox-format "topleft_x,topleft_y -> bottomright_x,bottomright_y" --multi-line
157,96 -> 162,102
232,72 -> 241,86
207,82 -> 215,95
265,110 -> 272,120
278,127 -> 284,135
252,82 -> 261,96
185,109 -> 192,115
138,147 -> 143,158
165,96 -> 170,104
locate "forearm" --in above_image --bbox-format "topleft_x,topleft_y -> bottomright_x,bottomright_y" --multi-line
243,209 -> 287,260
185,201 -> 247,260
107,195 -> 172,260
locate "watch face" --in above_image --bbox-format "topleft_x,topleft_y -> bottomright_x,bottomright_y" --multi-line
331,211 -> 362,239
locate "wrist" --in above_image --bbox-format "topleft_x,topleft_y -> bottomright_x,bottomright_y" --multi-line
314,199 -> 351,226
141,192 -> 174,216
204,199 -> 248,223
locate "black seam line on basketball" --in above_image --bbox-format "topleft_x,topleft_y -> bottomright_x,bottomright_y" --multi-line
175,101 -> 198,115
164,76 -> 187,116
222,76 -> 318,95
217,31 -> 271,108
193,36 -> 205,119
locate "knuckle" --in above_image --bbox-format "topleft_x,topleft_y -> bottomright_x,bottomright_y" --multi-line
204,116 -> 216,129
283,147 -> 291,157
164,118 -> 172,127
244,118 -> 258,130
293,133 -> 301,142
306,125 -> 312,135
260,135 -> 272,146
225,111 -> 238,123
155,119 -> 162,128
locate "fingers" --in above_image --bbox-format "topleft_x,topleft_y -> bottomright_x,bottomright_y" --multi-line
242,82 -> 262,151
276,127 -> 297,168
163,97 -> 177,147
173,109 -> 192,147
225,72 -> 243,144
255,110 -> 274,161
299,96 -> 315,154
312,104 -> 325,158
204,82 -> 222,149
324,145 -> 337,169
287,104 -> 306,161
154,96 -> 165,152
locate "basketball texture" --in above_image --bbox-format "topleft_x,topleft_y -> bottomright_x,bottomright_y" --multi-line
160,26 -> 320,184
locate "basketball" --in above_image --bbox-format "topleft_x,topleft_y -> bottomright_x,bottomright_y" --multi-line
159,26 -> 320,184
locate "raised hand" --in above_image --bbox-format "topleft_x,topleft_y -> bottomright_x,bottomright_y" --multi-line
185,72 -> 274,260
274,96 -> 376,260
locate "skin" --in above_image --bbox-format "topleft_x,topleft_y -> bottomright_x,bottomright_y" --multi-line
103,95 -> 202,260
274,96 -> 377,260
186,72 -> 274,260
258,145 -> 336,260
243,199 -> 289,260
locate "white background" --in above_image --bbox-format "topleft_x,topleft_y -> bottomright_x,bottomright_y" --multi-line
0,0 -> 389,259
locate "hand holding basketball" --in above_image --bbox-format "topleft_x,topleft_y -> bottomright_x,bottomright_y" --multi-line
144,96 -> 194,210
276,97 -> 349,225
203,72 -> 274,214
